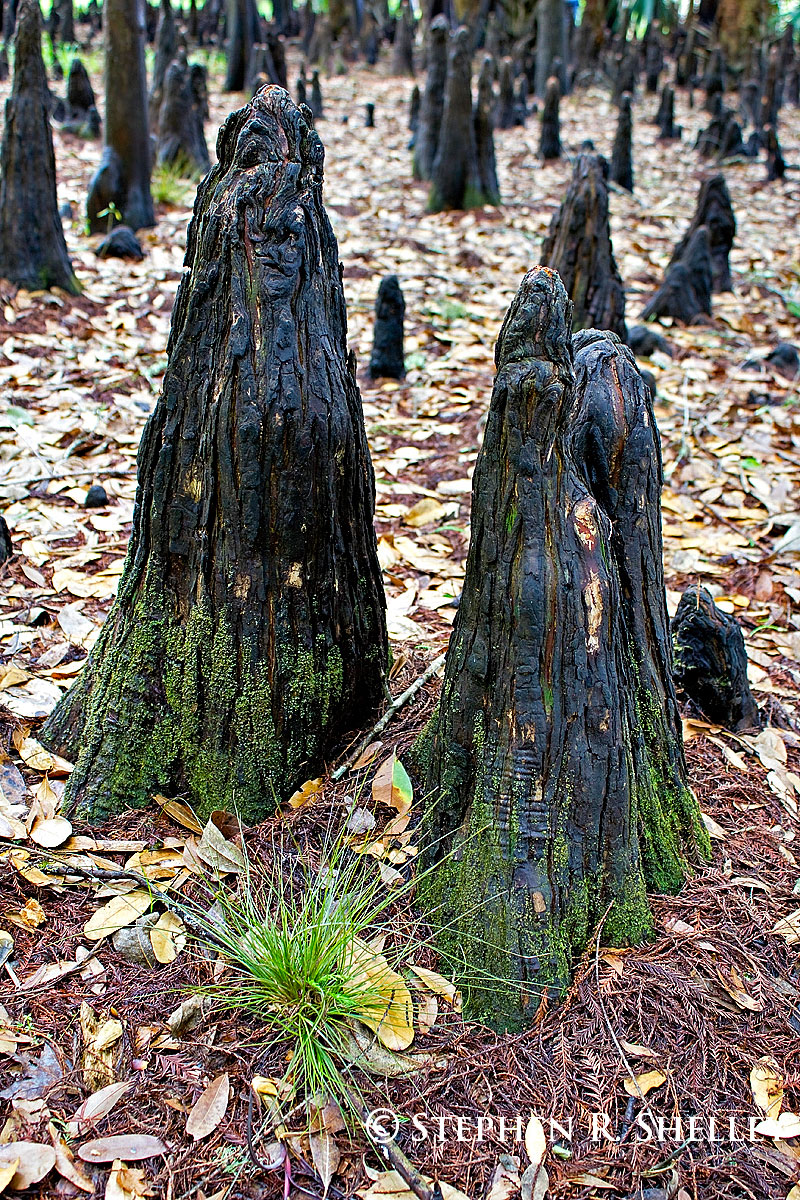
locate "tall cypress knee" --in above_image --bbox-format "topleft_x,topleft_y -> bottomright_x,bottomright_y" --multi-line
538,75 -> 561,160
668,174 -> 735,293
610,91 -> 633,191
541,154 -> 626,340
412,14 -> 447,181
43,87 -> 388,824
418,268 -> 707,1028
86,0 -> 154,232
428,27 -> 485,213
0,0 -> 78,293
369,275 -> 405,380
474,54 -> 500,206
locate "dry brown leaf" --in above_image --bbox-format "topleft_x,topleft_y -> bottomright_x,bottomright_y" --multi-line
524,1114 -> 546,1169
486,1156 -> 521,1200
196,818 -> 245,875
0,1143 -> 56,1190
772,909 -> 800,946
751,1058 -> 783,1120
77,1136 -> 166,1164
28,816 -> 72,848
186,1073 -> 230,1141
623,1070 -> 667,1097
408,965 -> 462,1011
105,1160 -> 154,1200
309,1130 -> 340,1198
48,1124 -> 94,1193
342,937 -> 414,1051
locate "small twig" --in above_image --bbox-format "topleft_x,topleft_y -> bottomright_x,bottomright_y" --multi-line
332,653 -> 446,782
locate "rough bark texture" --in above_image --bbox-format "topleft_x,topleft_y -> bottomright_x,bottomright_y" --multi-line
87,0 -> 154,233
696,107 -> 745,160
155,53 -> 210,176
0,0 -> 78,294
672,586 -> 759,732
43,87 -> 388,824
541,154 -> 626,341
474,55 -> 500,205
428,28 -> 485,213
641,226 -> 713,323
412,14 -> 447,180
668,174 -> 735,292
538,75 -> 561,160
368,274 -> 405,379
416,268 -> 707,1028
609,90 -> 632,190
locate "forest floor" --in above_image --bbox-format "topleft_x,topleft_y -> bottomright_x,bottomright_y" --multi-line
1,41 -> 800,1200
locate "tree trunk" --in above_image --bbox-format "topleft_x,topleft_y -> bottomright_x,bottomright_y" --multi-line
474,54 -> 500,204
86,0 -> 154,233
0,0 -> 79,294
224,0 -> 251,90
668,174 -> 735,292
43,87 -> 388,825
412,14 -> 447,180
149,0 -> 177,125
541,153 -> 626,340
416,268 -> 708,1028
534,0 -> 565,97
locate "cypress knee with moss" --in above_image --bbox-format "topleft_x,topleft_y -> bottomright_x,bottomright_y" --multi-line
416,268 -> 708,1030
42,87 -> 388,824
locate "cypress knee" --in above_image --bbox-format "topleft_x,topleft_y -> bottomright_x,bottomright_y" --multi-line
672,585 -> 759,732
412,14 -> 447,181
428,28 -> 485,213
640,225 -> 712,322
43,87 -> 388,824
497,58 -> 516,130
87,0 -> 154,232
609,91 -> 633,191
0,0 -> 79,294
656,84 -> 679,140
310,68 -> 323,119
474,55 -> 500,206
538,75 -> 561,160
368,275 -> 405,380
155,53 -> 210,176
541,153 -> 626,340
0,515 -> 12,565
417,267 -> 707,1028
668,174 -> 735,292
66,58 -> 95,120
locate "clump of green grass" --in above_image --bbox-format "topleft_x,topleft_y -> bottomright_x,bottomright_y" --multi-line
151,160 -> 194,207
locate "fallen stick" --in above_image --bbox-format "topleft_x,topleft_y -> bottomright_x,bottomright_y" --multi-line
332,652 -> 446,782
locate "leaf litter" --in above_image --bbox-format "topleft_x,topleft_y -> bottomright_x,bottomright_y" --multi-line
0,39 -> 799,1200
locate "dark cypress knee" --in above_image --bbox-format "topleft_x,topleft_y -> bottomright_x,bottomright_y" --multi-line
413,14 -> 447,180
369,275 -> 406,380
538,75 -> 561,160
672,585 -> 760,732
541,153 -> 626,339
0,0 -> 79,293
668,174 -> 735,292
640,226 -> 713,323
609,90 -> 633,190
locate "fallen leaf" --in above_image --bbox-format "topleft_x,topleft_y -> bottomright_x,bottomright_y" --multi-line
408,965 -> 462,1011
310,1129 -> 340,1198
624,1070 -> 667,1097
77,1136 -> 167,1164
0,1143 -> 56,1189
486,1155 -> 521,1200
186,1073 -> 230,1141
754,1112 -> 800,1139
84,891 -> 153,940
700,812 -> 726,839
105,1159 -> 154,1200
29,816 -> 73,848
772,909 -> 800,946
69,1081 -> 132,1133
152,794 -> 203,834
196,818 -> 245,875
149,912 -> 186,964
0,1159 -> 19,1194
751,1058 -> 783,1120
48,1124 -> 94,1193
288,777 -> 324,809
342,937 -> 414,1051
524,1114 -> 546,1169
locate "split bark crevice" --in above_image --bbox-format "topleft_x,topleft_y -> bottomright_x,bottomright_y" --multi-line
44,86 -> 388,824
416,267 -> 708,1029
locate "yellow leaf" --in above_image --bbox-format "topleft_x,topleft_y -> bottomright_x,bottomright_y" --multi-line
750,1058 -> 783,1120
149,912 -> 186,964
288,777 -> 324,809
623,1070 -> 666,1097
772,909 -> 800,946
408,965 -> 462,1011
84,891 -> 153,940
404,498 -> 447,527
342,936 -> 414,1051
152,794 -> 203,834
